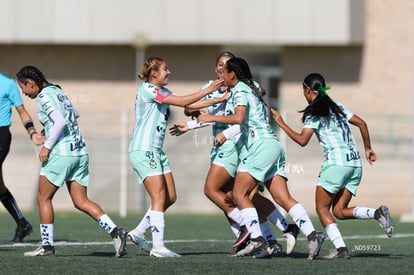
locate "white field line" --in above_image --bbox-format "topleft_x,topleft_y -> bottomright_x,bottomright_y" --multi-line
1,233 -> 413,248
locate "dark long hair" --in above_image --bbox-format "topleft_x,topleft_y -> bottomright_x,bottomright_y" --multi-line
225,57 -> 266,104
16,65 -> 48,87
300,73 -> 344,122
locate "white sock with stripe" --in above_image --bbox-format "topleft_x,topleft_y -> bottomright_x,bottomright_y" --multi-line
353,207 -> 376,219
241,208 -> 262,239
288,203 -> 315,237
150,210 -> 165,248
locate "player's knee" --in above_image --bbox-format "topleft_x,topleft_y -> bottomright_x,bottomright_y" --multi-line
332,207 -> 346,220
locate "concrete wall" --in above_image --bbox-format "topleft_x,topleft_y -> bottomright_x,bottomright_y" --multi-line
0,0 -> 363,45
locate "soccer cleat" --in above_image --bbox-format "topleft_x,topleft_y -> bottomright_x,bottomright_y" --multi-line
229,239 -> 248,256
112,227 -> 127,258
283,224 -> 299,255
307,231 -> 325,260
232,225 -> 250,248
128,231 -> 151,253
11,222 -> 33,243
150,246 -> 182,258
268,239 -> 283,256
323,247 -> 351,259
236,236 -> 273,258
24,246 -> 56,257
374,205 -> 395,237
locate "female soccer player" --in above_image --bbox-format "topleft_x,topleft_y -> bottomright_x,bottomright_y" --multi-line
169,52 -> 299,256
271,73 -> 394,259
197,57 -> 324,260
16,65 -> 127,257
127,57 -> 223,257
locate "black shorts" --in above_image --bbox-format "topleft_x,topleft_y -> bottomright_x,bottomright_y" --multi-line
0,126 -> 11,166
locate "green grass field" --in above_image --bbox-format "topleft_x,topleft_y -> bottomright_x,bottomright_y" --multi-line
1,211 -> 413,274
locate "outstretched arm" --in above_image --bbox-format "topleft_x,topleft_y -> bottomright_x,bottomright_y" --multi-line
197,105 -> 246,125
169,120 -> 212,136
271,108 -> 313,147
349,114 -> 377,164
163,79 -> 224,107
185,91 -> 229,109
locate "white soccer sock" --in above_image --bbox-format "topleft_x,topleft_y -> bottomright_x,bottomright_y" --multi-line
240,208 -> 262,239
227,207 -> 244,225
288,203 -> 315,237
229,221 -> 240,237
40,223 -> 54,246
267,208 -> 289,232
325,223 -> 346,249
149,210 -> 165,248
97,214 -> 117,234
260,221 -> 275,241
135,207 -> 151,234
353,207 -> 376,219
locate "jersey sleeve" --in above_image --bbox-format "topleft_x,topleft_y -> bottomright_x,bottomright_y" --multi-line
336,101 -> 354,120
8,80 -> 24,107
37,91 -> 56,116
140,82 -> 171,104
154,87 -> 172,104
234,89 -> 248,107
303,115 -> 319,129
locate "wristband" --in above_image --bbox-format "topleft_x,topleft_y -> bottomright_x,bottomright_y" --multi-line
187,120 -> 201,130
24,121 -> 35,133
186,120 -> 213,130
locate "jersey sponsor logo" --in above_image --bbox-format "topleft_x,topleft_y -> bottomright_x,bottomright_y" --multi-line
57,93 -> 69,103
70,138 -> 86,151
218,152 -> 224,158
346,151 -> 360,161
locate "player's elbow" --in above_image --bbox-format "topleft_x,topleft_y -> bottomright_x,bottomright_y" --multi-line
296,138 -> 310,147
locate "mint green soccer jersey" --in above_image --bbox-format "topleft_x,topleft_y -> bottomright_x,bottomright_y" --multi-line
226,81 -> 276,148
201,80 -> 228,137
303,102 -> 362,167
129,81 -> 172,152
37,85 -> 87,156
